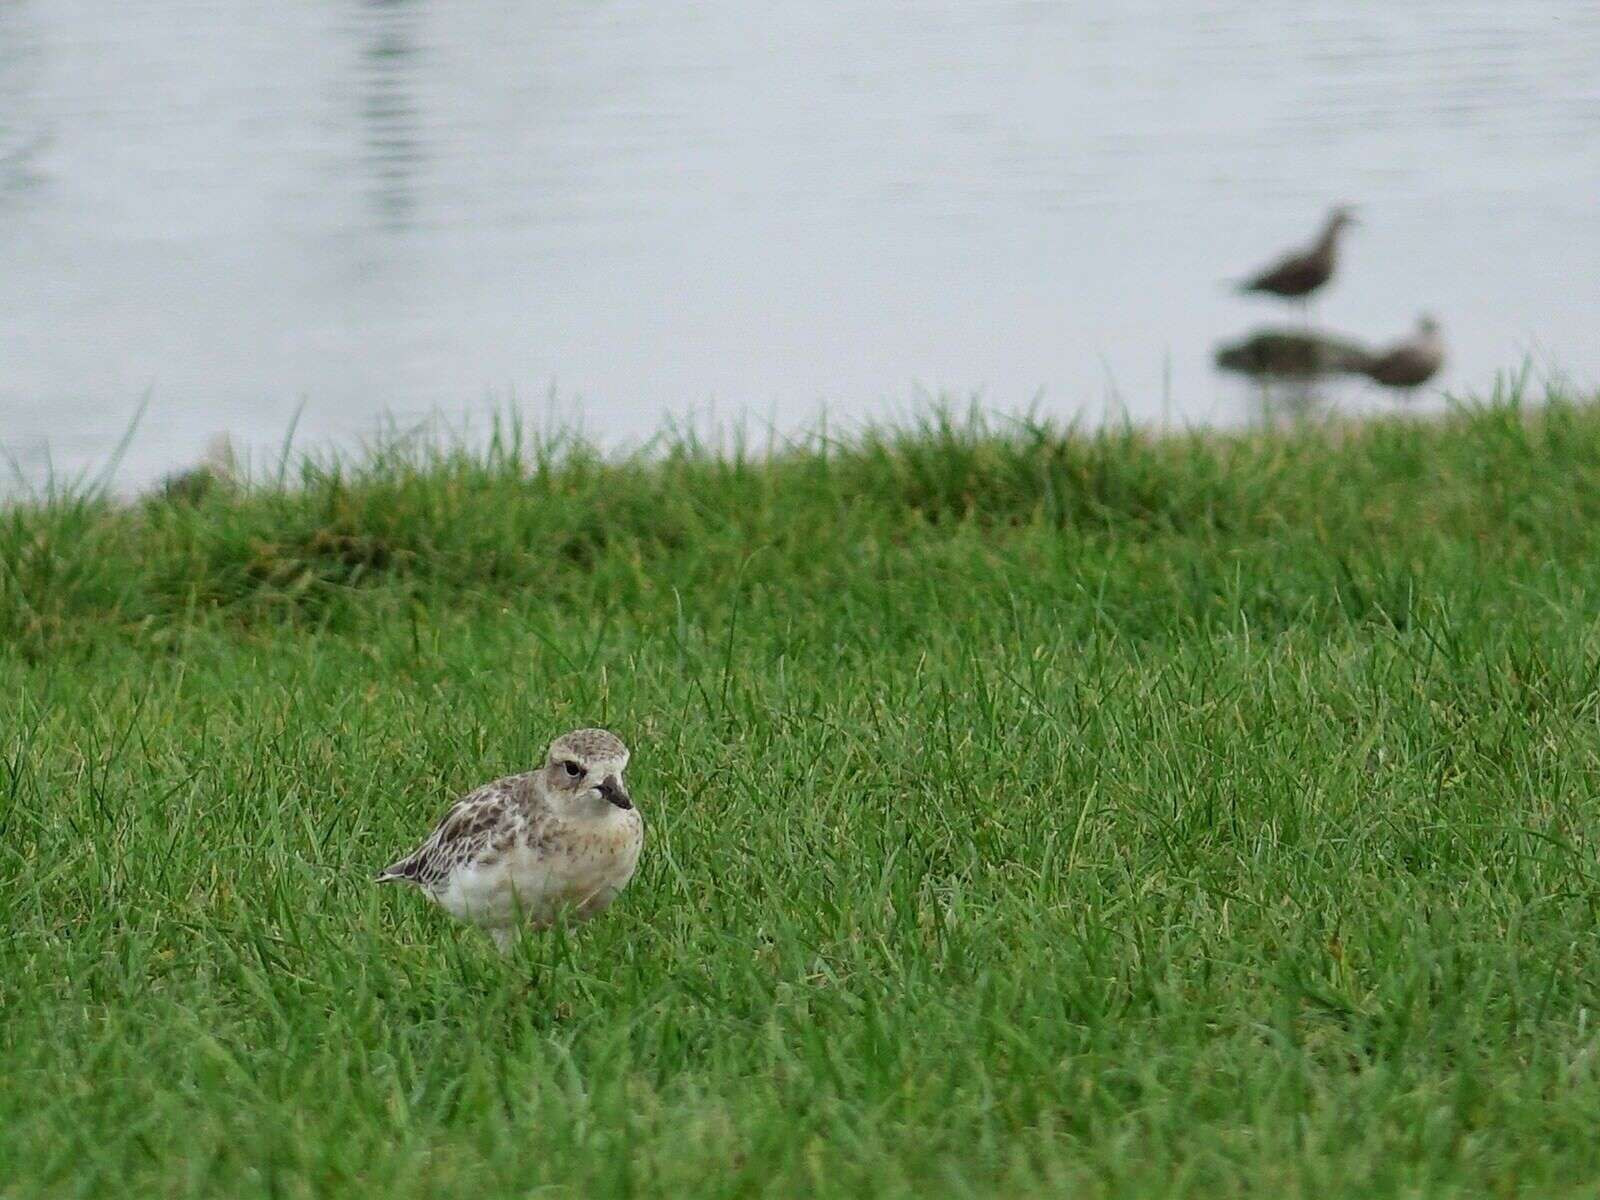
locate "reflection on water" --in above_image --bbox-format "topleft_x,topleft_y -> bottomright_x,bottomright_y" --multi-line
0,9 -> 42,209
357,0 -> 422,229
0,1 -> 1598,488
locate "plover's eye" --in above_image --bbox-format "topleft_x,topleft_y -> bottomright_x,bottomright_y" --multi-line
562,761 -> 583,779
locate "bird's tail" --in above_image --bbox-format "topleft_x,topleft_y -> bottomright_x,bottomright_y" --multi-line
374,862 -> 414,884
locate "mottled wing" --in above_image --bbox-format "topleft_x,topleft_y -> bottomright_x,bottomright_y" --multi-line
377,772 -> 536,890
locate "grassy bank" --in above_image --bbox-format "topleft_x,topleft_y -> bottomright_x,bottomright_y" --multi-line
6,397 -> 1600,1197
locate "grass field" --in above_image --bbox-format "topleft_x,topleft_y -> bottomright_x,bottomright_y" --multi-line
6,395 -> 1600,1197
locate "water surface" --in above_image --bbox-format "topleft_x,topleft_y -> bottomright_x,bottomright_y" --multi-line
2,1 -> 1597,487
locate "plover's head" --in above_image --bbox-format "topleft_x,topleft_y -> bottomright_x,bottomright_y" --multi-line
543,727 -> 633,814
1417,313 -> 1441,337
1327,205 -> 1358,232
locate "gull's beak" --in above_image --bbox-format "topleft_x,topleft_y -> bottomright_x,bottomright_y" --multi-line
598,775 -> 632,810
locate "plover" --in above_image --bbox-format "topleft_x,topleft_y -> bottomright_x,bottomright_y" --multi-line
1237,206 -> 1357,304
377,728 -> 643,952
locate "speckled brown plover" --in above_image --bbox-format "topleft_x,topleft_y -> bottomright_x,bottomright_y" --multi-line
378,728 -> 643,952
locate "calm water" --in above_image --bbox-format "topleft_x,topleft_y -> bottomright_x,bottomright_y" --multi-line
2,1 -> 1598,488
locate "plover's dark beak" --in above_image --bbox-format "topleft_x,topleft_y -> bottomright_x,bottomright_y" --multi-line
598,776 -> 632,810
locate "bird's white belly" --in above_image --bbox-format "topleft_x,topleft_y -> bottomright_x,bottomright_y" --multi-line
437,830 -> 639,931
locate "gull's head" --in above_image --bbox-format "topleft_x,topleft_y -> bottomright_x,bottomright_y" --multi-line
543,727 -> 633,815
1417,313 -> 1441,337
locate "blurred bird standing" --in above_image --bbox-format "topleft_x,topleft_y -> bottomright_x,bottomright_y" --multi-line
1236,206 -> 1357,307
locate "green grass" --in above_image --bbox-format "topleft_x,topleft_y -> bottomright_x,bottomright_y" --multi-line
6,393 -> 1600,1197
